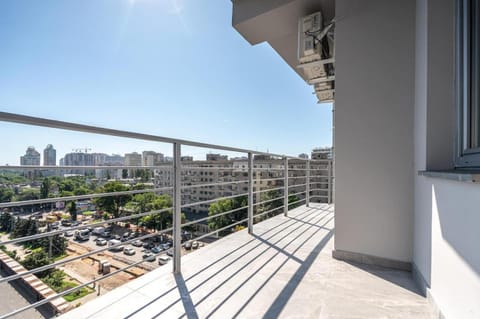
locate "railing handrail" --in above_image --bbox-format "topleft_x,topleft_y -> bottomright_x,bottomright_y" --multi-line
0,111 -> 307,160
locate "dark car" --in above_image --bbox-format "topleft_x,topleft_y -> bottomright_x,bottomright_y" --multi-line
142,253 -> 156,262
143,242 -> 155,250
61,220 -> 72,227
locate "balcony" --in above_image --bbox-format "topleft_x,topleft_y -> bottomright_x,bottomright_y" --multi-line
57,203 -> 435,319
0,112 -> 437,318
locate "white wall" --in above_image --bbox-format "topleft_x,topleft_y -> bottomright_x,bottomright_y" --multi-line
334,0 -> 416,262
414,0 -> 480,318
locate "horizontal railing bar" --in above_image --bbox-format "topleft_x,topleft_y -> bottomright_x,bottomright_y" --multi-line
181,180 -> 247,190
287,198 -> 307,206
0,227 -> 173,285
289,183 -> 307,188
181,167 -> 239,171
0,112 -> 306,160
0,165 -> 171,170
253,195 -> 284,207
289,176 -> 306,179
310,195 -> 329,198
251,168 -> 285,171
181,205 -> 247,227
0,206 -> 172,246
256,177 -> 285,182
252,186 -> 285,194
310,188 -> 329,192
183,218 -> 248,244
0,186 -> 173,209
180,192 -> 249,208
310,181 -> 331,185
254,205 -> 284,218
289,190 -> 307,197
0,246 -> 172,319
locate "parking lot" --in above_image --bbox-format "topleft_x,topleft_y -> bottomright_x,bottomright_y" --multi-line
65,225 -> 207,270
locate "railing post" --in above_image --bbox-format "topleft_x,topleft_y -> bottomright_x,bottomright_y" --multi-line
284,157 -> 288,216
327,160 -> 332,204
248,152 -> 253,234
173,143 -> 182,274
306,160 -> 310,207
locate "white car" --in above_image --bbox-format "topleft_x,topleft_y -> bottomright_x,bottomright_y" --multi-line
158,256 -> 171,265
123,247 -> 136,256
96,238 -> 107,246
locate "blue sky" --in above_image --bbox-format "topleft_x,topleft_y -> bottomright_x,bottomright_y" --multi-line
0,0 -> 332,165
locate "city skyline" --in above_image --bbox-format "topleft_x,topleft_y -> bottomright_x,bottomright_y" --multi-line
15,144 -> 328,166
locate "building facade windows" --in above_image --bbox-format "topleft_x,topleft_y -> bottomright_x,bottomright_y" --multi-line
456,0 -> 480,167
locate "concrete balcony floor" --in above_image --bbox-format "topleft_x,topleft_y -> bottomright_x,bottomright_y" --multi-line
59,203 -> 435,319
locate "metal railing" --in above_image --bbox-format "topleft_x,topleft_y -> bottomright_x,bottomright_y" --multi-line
0,111 -> 333,318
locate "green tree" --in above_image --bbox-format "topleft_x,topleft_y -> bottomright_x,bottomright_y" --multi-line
0,188 -> 14,202
95,182 -> 131,219
133,194 -> 173,230
207,196 -> 247,237
42,269 -> 66,291
0,212 -> 14,232
12,217 -> 38,239
67,201 -> 77,221
21,249 -> 52,277
40,178 -> 51,199
31,235 -> 67,258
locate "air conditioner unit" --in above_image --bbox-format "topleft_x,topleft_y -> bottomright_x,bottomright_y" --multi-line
298,12 -> 323,63
298,11 -> 335,104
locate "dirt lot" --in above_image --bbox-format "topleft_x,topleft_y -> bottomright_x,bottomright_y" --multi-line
61,258 -> 134,291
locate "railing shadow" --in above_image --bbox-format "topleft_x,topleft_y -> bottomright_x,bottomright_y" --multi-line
118,205 -> 334,319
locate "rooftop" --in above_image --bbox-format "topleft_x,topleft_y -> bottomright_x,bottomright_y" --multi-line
59,203 -> 434,319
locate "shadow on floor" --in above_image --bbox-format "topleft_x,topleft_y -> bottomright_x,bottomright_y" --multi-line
125,205 -> 335,319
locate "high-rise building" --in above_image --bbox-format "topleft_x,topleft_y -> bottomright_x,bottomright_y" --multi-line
20,146 -> 41,166
43,144 -> 56,166
142,151 -> 164,166
125,152 -> 142,166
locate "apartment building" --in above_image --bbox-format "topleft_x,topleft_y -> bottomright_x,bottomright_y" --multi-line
20,146 -> 40,166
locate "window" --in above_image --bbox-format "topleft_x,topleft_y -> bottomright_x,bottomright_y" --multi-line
456,0 -> 480,167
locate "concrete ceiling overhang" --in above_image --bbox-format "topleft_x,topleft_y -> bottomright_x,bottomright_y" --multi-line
232,0 -> 335,80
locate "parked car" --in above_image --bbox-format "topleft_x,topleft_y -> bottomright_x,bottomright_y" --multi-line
102,231 -> 112,238
151,246 -> 164,254
143,242 -> 155,250
96,238 -> 107,246
142,253 -> 156,262
166,249 -> 173,257
74,229 -> 90,241
50,222 -> 60,230
61,220 -> 72,227
160,243 -> 171,250
112,234 -> 121,240
192,241 -> 199,249
71,221 -> 81,227
132,240 -> 143,247
158,256 -> 171,265
108,239 -> 124,251
123,247 -> 136,256
64,230 -> 74,237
